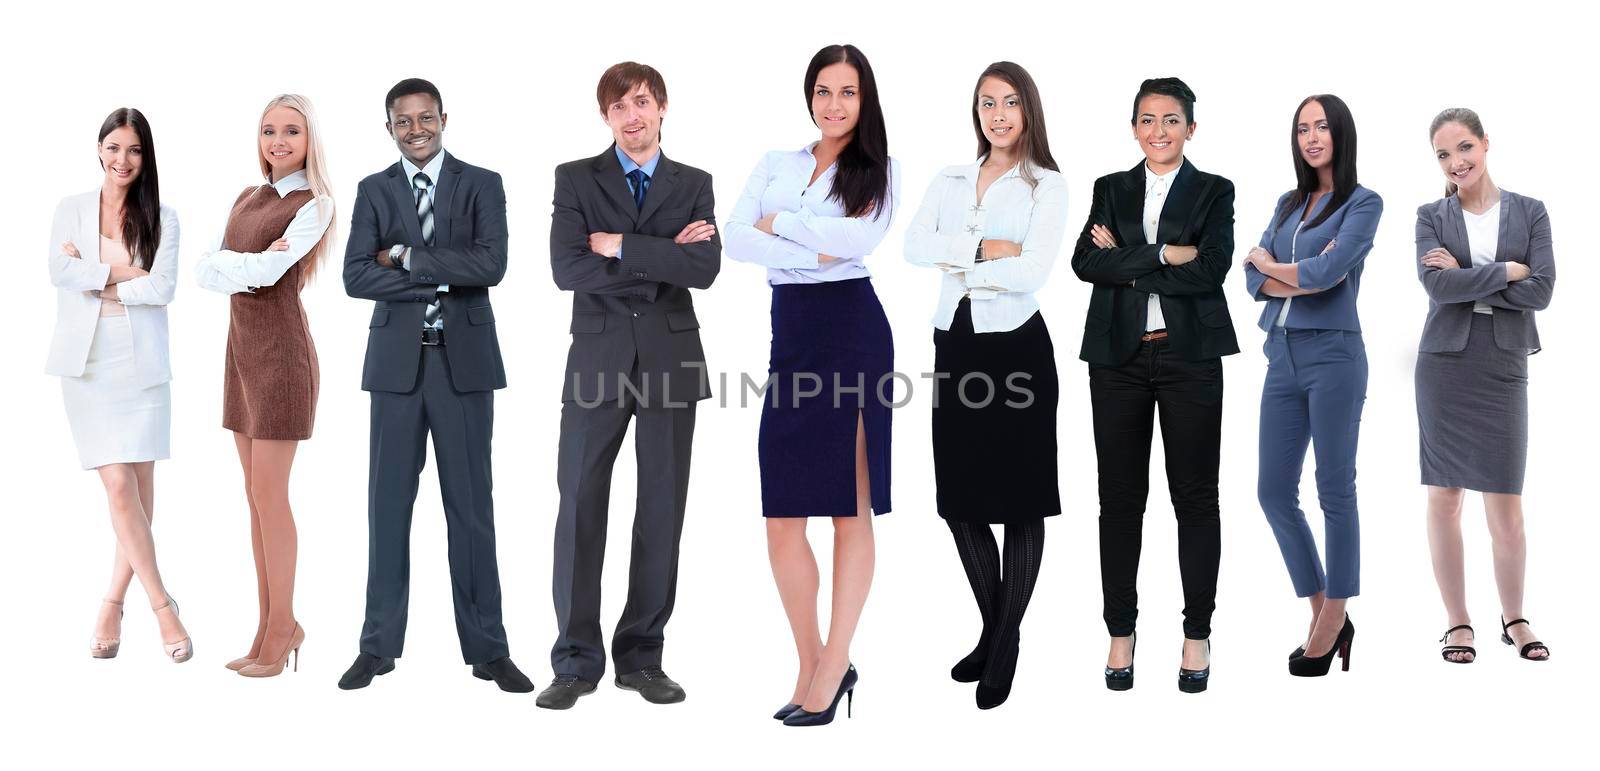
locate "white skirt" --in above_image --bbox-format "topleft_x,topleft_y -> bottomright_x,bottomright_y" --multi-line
60,315 -> 171,469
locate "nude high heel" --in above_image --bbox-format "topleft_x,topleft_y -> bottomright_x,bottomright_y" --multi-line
153,598 -> 193,664
90,599 -> 124,659
225,655 -> 257,672
239,624 -> 304,678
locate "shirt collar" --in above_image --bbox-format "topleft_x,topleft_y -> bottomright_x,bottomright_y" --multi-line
616,145 -> 660,178
947,160 -> 1024,182
268,169 -> 310,198
1144,161 -> 1180,192
401,149 -> 448,187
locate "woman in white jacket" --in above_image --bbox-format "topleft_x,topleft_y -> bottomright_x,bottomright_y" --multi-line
47,108 -> 191,664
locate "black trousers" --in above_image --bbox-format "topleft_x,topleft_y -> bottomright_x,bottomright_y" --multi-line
360,346 -> 510,664
551,388 -> 696,683
1089,337 -> 1222,640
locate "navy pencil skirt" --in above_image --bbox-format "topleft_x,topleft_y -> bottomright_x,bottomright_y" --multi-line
759,278 -> 893,517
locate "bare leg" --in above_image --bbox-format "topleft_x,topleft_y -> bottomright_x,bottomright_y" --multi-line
96,462 -> 186,646
1304,592 -> 1326,646
94,464 -> 153,643
232,433 -> 269,661
768,518 -> 822,705
1304,596 -> 1347,658
801,414 -> 876,712
1426,486 -> 1473,660
247,439 -> 301,665
1485,492 -> 1545,658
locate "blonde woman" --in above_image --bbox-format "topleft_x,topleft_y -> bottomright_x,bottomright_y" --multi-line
195,94 -> 336,678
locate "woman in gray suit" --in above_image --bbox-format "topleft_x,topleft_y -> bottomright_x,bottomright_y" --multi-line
1415,108 -> 1554,664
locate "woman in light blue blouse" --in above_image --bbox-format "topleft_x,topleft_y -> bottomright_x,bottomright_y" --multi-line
725,43 -> 898,727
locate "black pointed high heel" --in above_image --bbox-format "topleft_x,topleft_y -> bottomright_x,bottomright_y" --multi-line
782,665 -> 856,727
1288,615 -> 1354,677
1500,617 -> 1550,661
1439,624 -> 1476,663
1177,639 -> 1211,693
1104,633 -> 1136,691
772,703 -> 800,720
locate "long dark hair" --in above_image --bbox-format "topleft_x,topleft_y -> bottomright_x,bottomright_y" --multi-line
98,108 -> 161,269
1275,94 -> 1358,230
1429,107 -> 1486,198
971,61 -> 1058,190
804,44 -> 890,219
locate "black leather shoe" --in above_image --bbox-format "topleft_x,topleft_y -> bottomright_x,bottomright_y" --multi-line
472,656 -> 535,693
535,674 -> 597,710
615,665 -> 686,704
337,652 -> 395,690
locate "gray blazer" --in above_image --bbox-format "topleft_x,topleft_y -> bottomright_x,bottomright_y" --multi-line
1416,190 -> 1554,353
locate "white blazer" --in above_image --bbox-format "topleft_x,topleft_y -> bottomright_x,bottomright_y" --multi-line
46,191 -> 179,389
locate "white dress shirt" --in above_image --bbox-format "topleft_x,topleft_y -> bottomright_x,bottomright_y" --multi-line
194,170 -> 332,294
1463,201 -> 1501,315
725,144 -> 901,285
903,161 -> 1068,333
1143,164 -> 1177,331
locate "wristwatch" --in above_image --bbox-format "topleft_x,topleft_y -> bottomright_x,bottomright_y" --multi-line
388,244 -> 407,268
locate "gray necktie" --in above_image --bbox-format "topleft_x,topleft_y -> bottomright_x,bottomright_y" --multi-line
414,172 -> 441,330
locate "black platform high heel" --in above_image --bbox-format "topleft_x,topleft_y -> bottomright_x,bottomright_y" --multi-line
1104,633 -> 1136,691
1177,640 -> 1211,693
1288,615 -> 1354,677
782,665 -> 857,727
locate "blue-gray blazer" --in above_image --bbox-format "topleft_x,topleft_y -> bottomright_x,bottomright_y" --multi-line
1245,185 -> 1383,332
1415,190 -> 1554,353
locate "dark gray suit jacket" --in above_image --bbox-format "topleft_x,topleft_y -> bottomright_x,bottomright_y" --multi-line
550,146 -> 720,405
344,153 -> 509,393
1416,190 -> 1554,353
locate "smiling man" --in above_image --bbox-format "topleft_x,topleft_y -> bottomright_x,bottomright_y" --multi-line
339,78 -> 532,695
542,61 -> 720,710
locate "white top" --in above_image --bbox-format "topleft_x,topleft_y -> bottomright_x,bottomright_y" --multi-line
193,170 -> 333,294
1463,201 -> 1502,315
725,144 -> 900,285
903,161 -> 1068,332
1143,164 -> 1177,331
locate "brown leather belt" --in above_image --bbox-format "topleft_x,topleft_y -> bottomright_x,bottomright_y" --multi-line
1140,329 -> 1169,342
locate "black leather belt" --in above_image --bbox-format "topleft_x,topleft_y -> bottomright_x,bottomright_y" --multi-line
421,328 -> 445,346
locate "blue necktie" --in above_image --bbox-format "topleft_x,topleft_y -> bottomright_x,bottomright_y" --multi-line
626,168 -> 648,211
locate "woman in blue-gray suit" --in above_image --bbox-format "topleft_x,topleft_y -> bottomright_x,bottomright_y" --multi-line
1415,108 -> 1553,665
1242,94 -> 1381,678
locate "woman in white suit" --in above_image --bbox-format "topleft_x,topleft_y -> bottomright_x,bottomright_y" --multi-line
47,108 -> 191,663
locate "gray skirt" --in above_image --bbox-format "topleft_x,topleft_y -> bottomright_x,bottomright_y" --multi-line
1415,313 -> 1528,494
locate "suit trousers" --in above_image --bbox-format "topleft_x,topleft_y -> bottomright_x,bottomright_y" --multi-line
360,345 -> 509,664
551,387 -> 697,683
1257,328 -> 1367,599
1089,338 -> 1223,639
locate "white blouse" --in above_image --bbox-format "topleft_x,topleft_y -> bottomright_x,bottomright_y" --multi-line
903,162 -> 1068,333
1463,202 -> 1501,315
193,170 -> 333,294
725,144 -> 901,285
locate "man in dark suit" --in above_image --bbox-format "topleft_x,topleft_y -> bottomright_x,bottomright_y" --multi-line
1069,77 -> 1238,687
338,78 -> 532,693
537,62 -> 720,710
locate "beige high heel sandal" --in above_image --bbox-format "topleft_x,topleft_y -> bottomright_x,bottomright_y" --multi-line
153,598 -> 193,664
90,599 -> 124,659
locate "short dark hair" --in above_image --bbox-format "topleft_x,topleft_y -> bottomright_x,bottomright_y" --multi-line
386,78 -> 443,118
1130,77 -> 1196,125
596,62 -> 667,115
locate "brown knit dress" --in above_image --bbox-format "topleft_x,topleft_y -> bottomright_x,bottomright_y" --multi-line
221,185 -> 320,440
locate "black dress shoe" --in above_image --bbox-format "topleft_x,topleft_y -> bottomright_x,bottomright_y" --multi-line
472,656 -> 535,693
535,674 -> 597,710
615,665 -> 686,704
337,652 -> 395,690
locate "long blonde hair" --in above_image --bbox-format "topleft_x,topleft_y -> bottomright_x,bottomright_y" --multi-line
257,93 -> 337,284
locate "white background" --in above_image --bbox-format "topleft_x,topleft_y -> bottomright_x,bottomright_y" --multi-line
6,0 -> 1593,768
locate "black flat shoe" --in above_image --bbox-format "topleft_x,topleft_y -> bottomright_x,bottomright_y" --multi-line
1500,617 -> 1550,661
337,652 -> 395,690
616,665 -> 686,704
472,656 -> 535,693
1439,624 -> 1476,664
535,674 -> 597,710
1104,633 -> 1136,691
783,665 -> 856,727
1289,615 -> 1354,677
1178,640 -> 1211,693
772,703 -> 801,720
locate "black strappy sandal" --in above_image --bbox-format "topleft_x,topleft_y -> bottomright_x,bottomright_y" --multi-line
1438,624 -> 1475,664
1500,617 -> 1550,661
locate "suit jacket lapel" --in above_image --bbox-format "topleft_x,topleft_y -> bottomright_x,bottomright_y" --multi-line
1445,195 -> 1471,268
386,163 -> 426,246
1114,161 -> 1145,246
1495,189 -> 1514,261
79,194 -> 102,264
1156,159 -> 1200,247
637,153 -> 677,227
431,153 -> 462,246
593,147 -> 639,227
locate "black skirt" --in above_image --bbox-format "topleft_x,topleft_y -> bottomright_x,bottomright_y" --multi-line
759,278 -> 893,517
932,299 -> 1060,523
